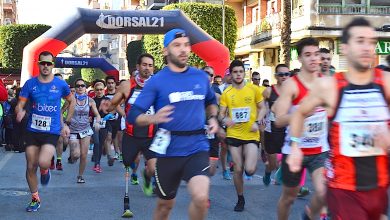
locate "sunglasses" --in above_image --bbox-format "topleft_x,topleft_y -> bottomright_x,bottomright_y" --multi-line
252,78 -> 260,81
276,72 -> 290,77
95,88 -> 104,91
75,84 -> 86,88
38,61 -> 54,66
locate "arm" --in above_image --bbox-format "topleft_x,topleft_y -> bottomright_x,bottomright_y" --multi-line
273,79 -> 296,128
64,94 -> 76,123
61,100 -> 69,114
90,98 -> 101,122
108,81 -> 128,112
206,104 -> 219,134
15,98 -> 27,122
116,103 -> 126,118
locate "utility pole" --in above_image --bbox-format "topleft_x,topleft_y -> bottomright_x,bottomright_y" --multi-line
222,0 -> 225,45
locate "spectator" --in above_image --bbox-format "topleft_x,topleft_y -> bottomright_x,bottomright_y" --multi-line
262,79 -> 270,87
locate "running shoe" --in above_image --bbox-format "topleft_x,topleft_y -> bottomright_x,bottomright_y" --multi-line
95,164 -> 102,173
107,156 -> 115,166
77,176 -> 85,184
50,157 -> 55,170
26,198 -> 40,212
244,173 -> 252,180
223,170 -> 232,180
56,160 -> 63,171
119,154 -> 123,162
114,152 -> 120,160
297,187 -> 310,198
131,174 -> 139,185
68,156 -> 75,164
263,172 -> 271,186
142,170 -> 153,196
40,169 -> 51,186
273,167 -> 282,185
320,214 -> 330,220
234,196 -> 245,212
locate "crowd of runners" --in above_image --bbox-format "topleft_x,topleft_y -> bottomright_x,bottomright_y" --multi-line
10,17 -> 390,220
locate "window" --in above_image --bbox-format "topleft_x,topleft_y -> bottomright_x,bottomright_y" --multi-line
292,0 -> 303,9
346,0 -> 365,4
371,0 -> 390,6
319,0 -> 342,4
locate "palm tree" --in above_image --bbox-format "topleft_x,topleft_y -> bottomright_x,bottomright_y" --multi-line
280,0 -> 291,67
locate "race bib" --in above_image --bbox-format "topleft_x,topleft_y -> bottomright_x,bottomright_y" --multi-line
205,125 -> 215,139
31,114 -> 51,131
150,128 -> 171,154
79,128 -> 94,139
94,118 -> 106,128
231,107 -> 250,123
340,122 -> 386,157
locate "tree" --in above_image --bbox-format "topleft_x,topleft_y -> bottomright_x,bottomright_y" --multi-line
126,40 -> 143,72
66,68 -> 82,86
0,24 -> 50,68
80,68 -> 106,84
143,3 -> 237,69
280,0 -> 292,67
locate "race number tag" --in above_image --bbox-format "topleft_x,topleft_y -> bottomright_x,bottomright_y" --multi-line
94,118 -> 106,128
31,114 -> 51,131
205,125 -> 215,139
340,122 -> 386,157
231,107 -> 250,123
150,128 -> 171,154
79,128 -> 94,139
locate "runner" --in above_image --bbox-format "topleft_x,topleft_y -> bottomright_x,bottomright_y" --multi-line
262,64 -> 289,186
15,51 -> 75,212
127,28 -> 218,220
288,18 -> 389,220
218,59 -> 266,212
104,76 -> 118,166
109,53 -> 157,194
64,79 -> 101,183
273,37 -> 328,220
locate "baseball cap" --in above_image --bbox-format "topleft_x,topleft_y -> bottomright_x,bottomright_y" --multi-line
164,28 -> 187,48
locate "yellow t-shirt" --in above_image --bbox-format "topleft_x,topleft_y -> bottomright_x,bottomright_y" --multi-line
220,84 -> 264,141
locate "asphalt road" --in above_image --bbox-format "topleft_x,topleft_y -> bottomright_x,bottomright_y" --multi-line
0,147 -> 309,220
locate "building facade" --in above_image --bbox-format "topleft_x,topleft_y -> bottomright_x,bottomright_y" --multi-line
231,0 -> 390,82
1,0 -> 17,25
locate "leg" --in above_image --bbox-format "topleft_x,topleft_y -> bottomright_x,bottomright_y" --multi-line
229,145 -> 244,195
277,185 -> 301,220
188,175 -> 210,220
306,167 -> 327,219
153,198 -> 175,220
25,146 -> 40,193
38,144 -> 56,170
78,136 -> 91,177
56,136 -> 64,160
69,139 -> 81,162
266,153 -> 278,173
209,158 -> 218,176
242,143 -> 258,176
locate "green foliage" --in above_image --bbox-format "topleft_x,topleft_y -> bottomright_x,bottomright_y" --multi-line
66,68 -> 82,86
261,19 -> 271,32
143,3 -> 237,69
126,40 -> 143,71
0,24 -> 51,68
80,68 -> 106,84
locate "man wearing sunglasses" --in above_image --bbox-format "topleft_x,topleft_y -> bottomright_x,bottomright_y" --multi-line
273,38 -> 328,220
15,51 -> 75,212
261,64 -> 290,186
128,29 -> 218,220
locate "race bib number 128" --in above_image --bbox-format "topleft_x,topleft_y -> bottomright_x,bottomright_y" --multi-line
31,114 -> 51,131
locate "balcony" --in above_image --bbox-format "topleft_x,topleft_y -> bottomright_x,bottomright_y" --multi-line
147,0 -> 167,10
2,2 -> 14,12
318,4 -> 390,15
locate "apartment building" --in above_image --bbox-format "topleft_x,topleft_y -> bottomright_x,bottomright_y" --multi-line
231,0 -> 390,82
1,0 -> 17,25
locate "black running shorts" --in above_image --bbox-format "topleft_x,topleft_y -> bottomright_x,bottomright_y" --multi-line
122,134 -> 156,167
154,151 -> 210,200
25,131 -> 59,148
264,131 -> 285,154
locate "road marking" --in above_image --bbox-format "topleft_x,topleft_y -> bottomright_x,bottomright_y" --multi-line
0,153 -> 13,171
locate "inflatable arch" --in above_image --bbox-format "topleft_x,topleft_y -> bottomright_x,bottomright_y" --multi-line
21,8 -> 230,85
55,57 -> 119,80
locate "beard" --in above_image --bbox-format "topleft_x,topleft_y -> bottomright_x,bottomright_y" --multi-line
167,52 -> 187,69
353,60 -> 371,72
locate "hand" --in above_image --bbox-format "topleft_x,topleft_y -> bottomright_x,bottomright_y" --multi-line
250,122 -> 260,132
93,122 -> 101,131
152,105 -> 174,124
373,126 -> 390,152
207,117 -> 219,134
286,144 -> 303,173
61,124 -> 70,138
16,109 -> 26,122
223,118 -> 235,127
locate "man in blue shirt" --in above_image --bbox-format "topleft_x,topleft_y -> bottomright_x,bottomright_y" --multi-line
15,51 -> 75,212
128,29 -> 219,220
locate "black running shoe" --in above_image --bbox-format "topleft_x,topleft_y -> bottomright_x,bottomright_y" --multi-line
234,197 -> 245,212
